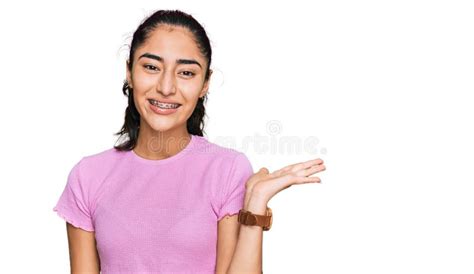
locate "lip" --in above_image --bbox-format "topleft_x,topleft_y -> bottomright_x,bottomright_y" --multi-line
148,98 -> 182,105
148,100 -> 181,115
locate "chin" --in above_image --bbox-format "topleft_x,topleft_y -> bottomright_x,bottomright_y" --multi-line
148,123 -> 175,133
147,119 -> 182,132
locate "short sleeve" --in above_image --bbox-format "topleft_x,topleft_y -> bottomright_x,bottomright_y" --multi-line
52,158 -> 95,232
217,153 -> 254,221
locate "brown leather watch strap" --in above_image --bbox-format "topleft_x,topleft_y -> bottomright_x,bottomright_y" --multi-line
238,207 -> 273,231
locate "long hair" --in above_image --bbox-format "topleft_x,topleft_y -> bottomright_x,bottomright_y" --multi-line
113,9 -> 212,151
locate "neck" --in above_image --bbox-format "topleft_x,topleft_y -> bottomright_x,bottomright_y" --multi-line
133,124 -> 191,160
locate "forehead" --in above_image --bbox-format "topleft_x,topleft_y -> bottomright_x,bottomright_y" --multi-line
135,25 -> 204,64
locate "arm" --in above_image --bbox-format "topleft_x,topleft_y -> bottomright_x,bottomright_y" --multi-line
215,190 -> 266,274
225,194 -> 266,274
215,214 -> 241,274
66,222 -> 101,274
224,158 -> 326,273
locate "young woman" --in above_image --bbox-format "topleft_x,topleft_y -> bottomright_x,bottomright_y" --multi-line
53,9 -> 326,274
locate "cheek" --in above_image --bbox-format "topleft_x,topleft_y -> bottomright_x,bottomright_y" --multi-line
179,80 -> 205,97
132,91 -> 147,114
134,76 -> 156,89
180,89 -> 203,107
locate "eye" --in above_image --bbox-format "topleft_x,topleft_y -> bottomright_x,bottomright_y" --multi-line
143,64 -> 159,71
180,71 -> 196,77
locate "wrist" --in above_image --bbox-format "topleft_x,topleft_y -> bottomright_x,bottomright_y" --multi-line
244,193 -> 268,215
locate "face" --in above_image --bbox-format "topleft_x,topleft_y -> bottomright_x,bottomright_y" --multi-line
126,25 -> 211,133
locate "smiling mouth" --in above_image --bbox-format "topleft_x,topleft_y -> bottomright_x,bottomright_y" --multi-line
148,99 -> 181,109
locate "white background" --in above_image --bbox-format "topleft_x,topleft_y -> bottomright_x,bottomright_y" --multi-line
0,0 -> 473,273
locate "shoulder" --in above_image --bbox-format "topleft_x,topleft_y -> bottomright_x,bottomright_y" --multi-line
78,147 -> 124,172
68,147 -> 125,189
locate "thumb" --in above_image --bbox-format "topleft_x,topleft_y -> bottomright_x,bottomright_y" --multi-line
258,167 -> 269,174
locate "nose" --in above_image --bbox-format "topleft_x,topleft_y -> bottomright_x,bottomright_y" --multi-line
156,69 -> 176,96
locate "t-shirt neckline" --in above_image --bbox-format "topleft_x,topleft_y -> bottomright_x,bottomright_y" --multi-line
129,134 -> 197,165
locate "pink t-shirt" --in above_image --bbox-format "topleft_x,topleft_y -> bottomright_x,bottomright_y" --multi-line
53,134 -> 254,273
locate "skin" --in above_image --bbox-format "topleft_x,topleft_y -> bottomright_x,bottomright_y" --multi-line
66,223 -> 100,273
66,24 -> 216,273
66,23 -> 327,273
226,159 -> 326,274
126,24 -> 212,159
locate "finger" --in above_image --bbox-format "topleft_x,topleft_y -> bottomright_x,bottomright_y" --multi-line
272,158 -> 324,177
295,164 -> 326,177
285,158 -> 324,173
290,158 -> 324,173
268,173 -> 321,194
296,175 -> 322,184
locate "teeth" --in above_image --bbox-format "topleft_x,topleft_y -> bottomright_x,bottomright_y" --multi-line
150,99 -> 180,109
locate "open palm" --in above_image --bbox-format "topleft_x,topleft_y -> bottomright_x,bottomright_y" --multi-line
245,158 -> 326,206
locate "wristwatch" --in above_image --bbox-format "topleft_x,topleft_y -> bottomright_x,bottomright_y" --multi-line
238,207 -> 273,231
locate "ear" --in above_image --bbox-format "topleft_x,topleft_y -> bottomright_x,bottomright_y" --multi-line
199,69 -> 213,98
125,60 -> 133,88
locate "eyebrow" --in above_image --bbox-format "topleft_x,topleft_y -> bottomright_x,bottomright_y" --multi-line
138,52 -> 202,69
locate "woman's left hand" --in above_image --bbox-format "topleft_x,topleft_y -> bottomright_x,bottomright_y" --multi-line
244,158 -> 326,208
